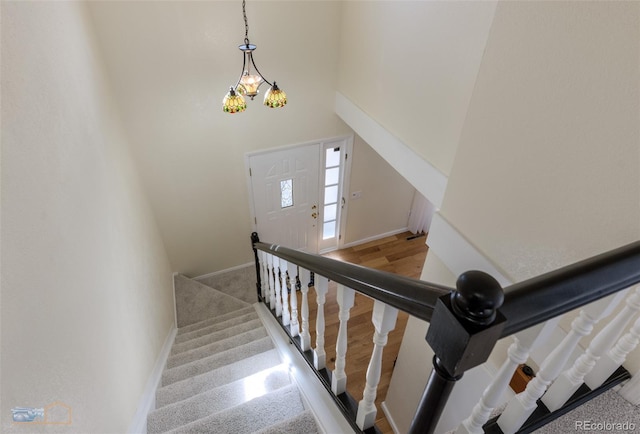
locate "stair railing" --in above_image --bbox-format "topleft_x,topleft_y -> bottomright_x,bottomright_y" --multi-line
251,232 -> 640,434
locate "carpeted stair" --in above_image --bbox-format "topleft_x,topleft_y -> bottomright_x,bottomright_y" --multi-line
147,275 -> 321,433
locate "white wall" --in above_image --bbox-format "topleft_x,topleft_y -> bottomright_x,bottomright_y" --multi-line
384,253 -> 454,434
337,1 -> 497,176
343,135 -> 415,245
1,2 -> 175,432
88,1 -> 351,276
382,1 -> 640,431
441,1 -> 640,282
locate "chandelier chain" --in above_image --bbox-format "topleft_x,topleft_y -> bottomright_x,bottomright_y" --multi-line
242,0 -> 249,45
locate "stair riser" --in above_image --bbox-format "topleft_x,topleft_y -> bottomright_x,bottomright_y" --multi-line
174,312 -> 259,345
165,385 -> 305,434
155,349 -> 282,408
148,366 -> 291,433
167,328 -> 268,369
253,410 -> 320,434
162,337 -> 274,386
171,318 -> 263,355
176,306 -> 256,336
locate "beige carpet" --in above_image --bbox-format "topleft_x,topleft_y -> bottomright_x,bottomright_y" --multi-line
149,274 -> 320,433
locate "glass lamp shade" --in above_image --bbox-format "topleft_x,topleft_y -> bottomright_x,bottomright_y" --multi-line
264,83 -> 287,108
240,71 -> 262,98
235,84 -> 247,96
222,87 -> 247,114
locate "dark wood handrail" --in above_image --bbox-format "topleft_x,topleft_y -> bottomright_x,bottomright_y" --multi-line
253,234 -> 640,434
255,239 -> 640,334
500,240 -> 640,337
253,240 -> 453,322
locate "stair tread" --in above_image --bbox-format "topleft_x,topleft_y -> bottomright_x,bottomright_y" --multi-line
174,311 -> 259,345
535,388 -> 640,433
162,336 -> 274,386
174,274 -> 251,328
253,410 -> 320,434
167,327 -> 268,369
176,306 -> 256,335
164,384 -> 306,434
171,317 -> 262,354
147,364 -> 291,433
155,348 -> 281,408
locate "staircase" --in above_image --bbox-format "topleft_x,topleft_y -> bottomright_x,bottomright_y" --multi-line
147,274 -> 321,434
142,257 -> 640,434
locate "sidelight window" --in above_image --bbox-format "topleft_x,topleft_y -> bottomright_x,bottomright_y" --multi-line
323,148 -> 341,240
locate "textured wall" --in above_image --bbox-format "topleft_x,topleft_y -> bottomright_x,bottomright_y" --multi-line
441,1 -> 640,282
1,2 -> 175,432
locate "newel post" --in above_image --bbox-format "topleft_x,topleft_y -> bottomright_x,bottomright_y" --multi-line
251,232 -> 262,302
408,271 -> 505,434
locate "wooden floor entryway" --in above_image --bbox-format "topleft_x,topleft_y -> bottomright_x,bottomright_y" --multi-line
309,231 -> 429,433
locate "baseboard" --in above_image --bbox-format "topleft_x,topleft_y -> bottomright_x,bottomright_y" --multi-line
620,373 -> 640,404
172,272 -> 179,328
381,401 -> 401,434
127,325 -> 177,434
340,227 -> 411,250
192,262 -> 254,281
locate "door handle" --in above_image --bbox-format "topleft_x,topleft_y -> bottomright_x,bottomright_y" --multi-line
311,212 -> 318,219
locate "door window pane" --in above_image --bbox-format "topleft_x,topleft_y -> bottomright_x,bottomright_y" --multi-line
324,185 -> 338,205
324,204 -> 337,222
323,221 -> 336,239
281,179 -> 293,208
325,167 -> 339,186
325,147 -> 341,168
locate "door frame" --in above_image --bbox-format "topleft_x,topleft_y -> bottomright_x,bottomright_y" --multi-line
244,135 -> 353,252
317,137 -> 353,253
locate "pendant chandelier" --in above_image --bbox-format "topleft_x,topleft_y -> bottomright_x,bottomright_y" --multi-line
222,0 -> 287,114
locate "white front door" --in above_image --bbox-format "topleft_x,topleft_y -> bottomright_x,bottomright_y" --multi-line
248,144 -> 320,253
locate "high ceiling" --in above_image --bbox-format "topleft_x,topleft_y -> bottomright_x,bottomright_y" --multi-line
87,1 -> 351,275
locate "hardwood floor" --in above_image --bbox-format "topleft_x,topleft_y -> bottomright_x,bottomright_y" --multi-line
302,231 -> 429,433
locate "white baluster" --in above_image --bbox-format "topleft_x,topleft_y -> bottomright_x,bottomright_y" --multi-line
544,288 -> 638,410
313,275 -> 329,370
298,267 -> 312,351
356,301 -> 399,430
273,257 -> 283,317
497,294 -> 620,434
259,251 -> 268,301
586,318 -> 640,389
280,259 -> 291,326
267,253 -> 276,308
332,284 -> 355,395
287,261 -> 300,337
456,318 -> 561,434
